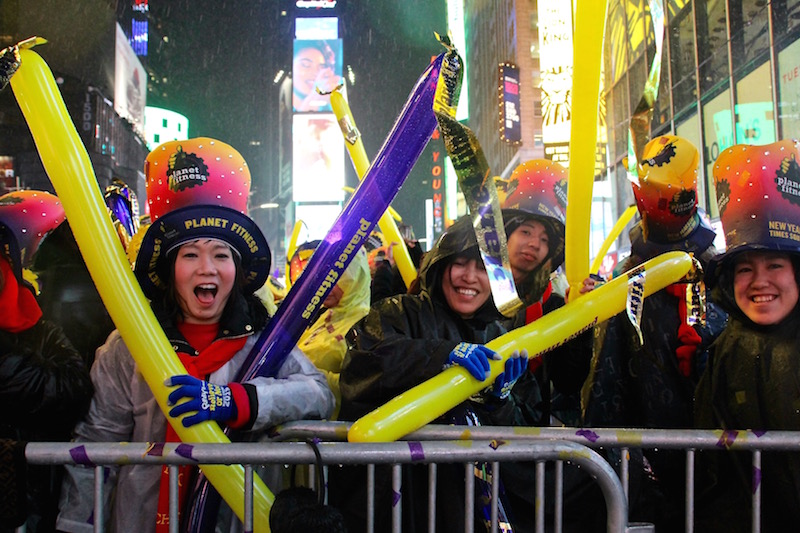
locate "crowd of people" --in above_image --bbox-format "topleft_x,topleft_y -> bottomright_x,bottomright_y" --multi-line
2,134 -> 799,532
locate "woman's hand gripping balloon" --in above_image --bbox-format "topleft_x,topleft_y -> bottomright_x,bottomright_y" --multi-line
490,349 -> 528,400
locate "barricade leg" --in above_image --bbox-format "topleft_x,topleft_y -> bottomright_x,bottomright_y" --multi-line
752,451 -> 761,533
464,463 -> 474,533
685,449 -> 694,533
428,463 -> 437,532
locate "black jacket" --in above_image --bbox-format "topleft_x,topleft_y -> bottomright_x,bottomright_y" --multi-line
694,274 -> 800,532
0,319 -> 92,532
334,217 -> 536,533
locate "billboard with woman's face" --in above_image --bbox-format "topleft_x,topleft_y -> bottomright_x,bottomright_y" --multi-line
292,39 -> 343,113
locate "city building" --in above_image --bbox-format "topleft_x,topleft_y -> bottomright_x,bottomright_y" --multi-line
462,0 -> 800,274
0,1 -> 150,200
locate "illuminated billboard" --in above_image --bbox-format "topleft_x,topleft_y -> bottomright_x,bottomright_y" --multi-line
295,203 -> 342,242
292,38 -> 343,113
538,2 -> 573,146
499,62 -> 521,144
296,17 -> 338,40
292,114 -> 345,203
114,23 -> 146,136
144,106 -> 189,150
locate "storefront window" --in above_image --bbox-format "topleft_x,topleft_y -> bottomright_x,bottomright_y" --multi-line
628,54 -> 647,114
777,37 -> 800,138
702,89 -> 733,218
626,0 -> 647,59
675,113 -> 703,213
735,61 -> 776,145
772,0 -> 800,44
607,0 -> 629,85
696,0 -> 730,95
669,3 -> 697,114
653,41 -> 672,127
729,0 -> 770,71
612,76 -> 630,158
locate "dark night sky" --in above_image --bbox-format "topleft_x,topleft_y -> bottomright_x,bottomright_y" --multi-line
145,0 -> 448,238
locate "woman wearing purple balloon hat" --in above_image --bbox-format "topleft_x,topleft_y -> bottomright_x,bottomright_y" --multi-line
694,139 -> 800,532
56,138 -> 334,533
0,190 -> 92,532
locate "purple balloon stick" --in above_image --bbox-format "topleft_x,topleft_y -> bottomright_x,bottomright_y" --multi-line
237,51 -> 445,382
182,51 -> 448,533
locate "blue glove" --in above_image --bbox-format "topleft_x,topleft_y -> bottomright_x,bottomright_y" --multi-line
448,342 -> 500,381
166,375 -> 237,427
491,349 -> 528,399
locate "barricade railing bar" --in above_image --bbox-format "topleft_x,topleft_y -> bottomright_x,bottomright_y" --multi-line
272,422 -> 798,533
25,440 -> 627,533
25,439 -> 628,533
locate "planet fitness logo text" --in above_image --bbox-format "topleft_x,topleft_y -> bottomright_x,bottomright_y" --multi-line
775,154 -> 800,206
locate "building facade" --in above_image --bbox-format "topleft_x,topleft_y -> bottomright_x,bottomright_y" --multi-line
463,0 -> 800,269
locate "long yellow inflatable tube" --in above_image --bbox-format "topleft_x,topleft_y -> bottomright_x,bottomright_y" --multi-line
564,0 -> 609,299
330,90 -> 418,288
348,251 -> 692,443
11,47 -> 273,529
285,219 -> 304,289
590,205 -> 638,275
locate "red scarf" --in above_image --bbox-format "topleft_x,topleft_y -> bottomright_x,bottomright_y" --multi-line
665,284 -> 702,377
0,258 -> 41,333
525,281 -> 553,373
155,322 -> 247,532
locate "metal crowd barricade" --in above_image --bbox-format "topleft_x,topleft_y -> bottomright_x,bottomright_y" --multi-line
25,439 -> 628,533
271,421 -> 800,533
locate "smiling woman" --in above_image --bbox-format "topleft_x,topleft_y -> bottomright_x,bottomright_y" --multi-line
695,139 -> 800,532
332,215 -> 530,532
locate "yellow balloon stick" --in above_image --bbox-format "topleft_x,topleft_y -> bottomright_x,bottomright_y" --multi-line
285,219 -> 304,289
589,205 -> 638,275
330,89 -> 418,288
10,46 -> 273,530
564,0 -> 609,299
348,251 -> 693,443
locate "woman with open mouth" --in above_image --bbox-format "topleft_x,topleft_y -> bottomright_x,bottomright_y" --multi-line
57,138 -> 334,533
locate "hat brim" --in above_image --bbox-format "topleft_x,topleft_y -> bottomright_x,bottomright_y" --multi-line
705,241 -> 800,289
134,205 -> 270,299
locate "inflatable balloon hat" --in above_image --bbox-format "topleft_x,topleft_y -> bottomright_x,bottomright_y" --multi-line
125,220 -> 150,268
493,176 -> 513,206
705,138 -> 800,288
631,135 -> 701,243
104,178 -> 140,252
502,159 -> 569,269
134,138 -> 271,299
0,190 -> 65,284
288,240 -> 321,286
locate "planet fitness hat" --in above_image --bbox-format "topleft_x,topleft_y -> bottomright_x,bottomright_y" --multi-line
0,190 -> 65,283
134,138 -> 270,299
705,139 -> 800,288
632,135 -> 701,242
502,159 -> 568,269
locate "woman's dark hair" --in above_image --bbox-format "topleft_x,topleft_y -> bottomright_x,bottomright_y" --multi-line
154,243 -> 269,329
